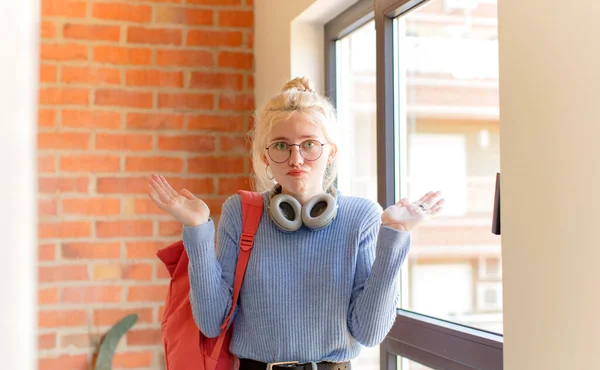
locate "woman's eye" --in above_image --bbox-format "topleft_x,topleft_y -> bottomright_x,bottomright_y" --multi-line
302,140 -> 316,149
275,142 -> 287,150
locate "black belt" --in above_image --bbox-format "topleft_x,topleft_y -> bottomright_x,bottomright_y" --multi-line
239,358 -> 351,370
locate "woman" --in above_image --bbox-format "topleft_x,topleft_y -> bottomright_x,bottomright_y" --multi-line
148,77 -> 444,370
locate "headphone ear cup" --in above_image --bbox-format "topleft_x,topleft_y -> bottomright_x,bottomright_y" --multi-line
268,194 -> 302,232
302,193 -> 337,230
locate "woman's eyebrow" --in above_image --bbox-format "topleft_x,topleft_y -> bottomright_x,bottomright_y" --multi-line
270,135 -> 317,141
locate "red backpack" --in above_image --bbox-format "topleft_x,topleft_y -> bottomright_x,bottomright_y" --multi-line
157,190 -> 263,370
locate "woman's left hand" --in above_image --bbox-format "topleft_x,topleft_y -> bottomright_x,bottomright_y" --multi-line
381,191 -> 445,232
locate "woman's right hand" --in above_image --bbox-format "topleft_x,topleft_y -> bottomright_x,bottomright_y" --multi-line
148,174 -> 210,227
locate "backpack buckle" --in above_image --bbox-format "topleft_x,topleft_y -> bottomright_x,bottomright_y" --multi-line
240,233 -> 255,251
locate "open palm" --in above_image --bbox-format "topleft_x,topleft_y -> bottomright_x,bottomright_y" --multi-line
381,191 -> 445,231
148,174 -> 210,227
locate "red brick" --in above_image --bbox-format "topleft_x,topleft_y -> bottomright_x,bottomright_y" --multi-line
219,94 -> 254,111
39,287 -> 59,305
126,113 -> 184,130
218,10 -> 253,28
96,220 -> 154,238
40,64 -> 57,83
155,7 -> 213,26
126,70 -> 183,88
94,46 -> 152,65
93,264 -> 122,281
202,198 -> 227,215
218,51 -> 253,69
95,89 -> 153,108
190,72 -> 243,90
123,263 -> 153,280
96,177 -> 150,194
60,333 -> 98,348
247,74 -> 254,89
132,198 -> 168,215
39,354 -> 88,370
38,109 -> 56,128
38,154 -> 56,173
158,93 -> 213,109
39,265 -> 89,283
247,31 -> 254,48
113,351 -> 153,368
39,243 -> 56,261
62,110 -> 121,129
38,310 -> 87,328
39,198 -> 57,216
127,329 -> 162,346
159,220 -> 181,236
157,264 -> 170,279
62,198 -> 121,216
156,49 -> 213,67
96,133 -> 153,151
220,135 -> 247,153
38,132 -> 90,150
39,176 -> 89,194
93,307 -> 153,327
188,156 -> 244,173
59,154 -> 121,172
157,134 -> 215,152
187,30 -> 242,47
63,23 -> 120,41
92,3 -> 152,22
62,66 -> 121,85
42,0 -> 86,18
39,333 -> 56,350
128,285 -> 168,302
40,43 -> 87,61
125,156 -> 184,172
61,286 -> 122,304
127,241 -> 170,259
62,241 -> 121,259
39,87 -> 89,106
41,21 -> 56,39
188,114 -> 245,131
38,221 -> 91,239
187,0 -> 241,4
218,177 -> 251,195
127,26 -> 182,45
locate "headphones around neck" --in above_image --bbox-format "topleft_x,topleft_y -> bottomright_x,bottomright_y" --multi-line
268,184 -> 338,232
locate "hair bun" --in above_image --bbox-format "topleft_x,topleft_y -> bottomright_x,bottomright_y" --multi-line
281,76 -> 315,93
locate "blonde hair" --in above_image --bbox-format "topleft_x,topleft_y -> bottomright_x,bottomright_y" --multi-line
249,77 -> 339,192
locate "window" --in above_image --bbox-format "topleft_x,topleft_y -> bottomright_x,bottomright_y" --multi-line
327,0 -> 503,368
394,0 -> 502,335
335,20 -> 378,202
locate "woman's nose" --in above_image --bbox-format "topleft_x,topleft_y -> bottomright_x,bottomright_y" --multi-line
288,146 -> 304,166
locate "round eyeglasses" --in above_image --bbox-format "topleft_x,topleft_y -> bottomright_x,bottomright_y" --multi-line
265,140 -> 327,163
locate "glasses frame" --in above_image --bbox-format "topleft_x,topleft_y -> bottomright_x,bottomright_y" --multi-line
265,140 -> 328,163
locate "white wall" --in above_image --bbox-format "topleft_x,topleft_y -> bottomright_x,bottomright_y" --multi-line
254,0 -> 357,105
0,0 -> 40,368
498,0 -> 600,368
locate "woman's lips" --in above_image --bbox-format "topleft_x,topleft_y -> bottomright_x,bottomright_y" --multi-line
287,170 -> 306,177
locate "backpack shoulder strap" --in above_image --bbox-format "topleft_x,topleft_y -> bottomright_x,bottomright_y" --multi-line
208,191 -> 263,367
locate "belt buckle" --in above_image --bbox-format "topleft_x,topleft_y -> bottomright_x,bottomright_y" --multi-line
266,361 -> 299,370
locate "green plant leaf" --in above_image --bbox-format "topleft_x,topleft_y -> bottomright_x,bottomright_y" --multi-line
94,313 -> 138,370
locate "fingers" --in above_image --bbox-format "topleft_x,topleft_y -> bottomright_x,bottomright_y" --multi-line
413,192 -> 433,206
180,188 -> 196,200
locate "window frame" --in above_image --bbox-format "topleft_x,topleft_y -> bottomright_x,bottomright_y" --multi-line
325,0 -> 504,369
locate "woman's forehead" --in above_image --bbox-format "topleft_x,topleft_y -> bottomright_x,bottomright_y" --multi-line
269,116 -> 324,140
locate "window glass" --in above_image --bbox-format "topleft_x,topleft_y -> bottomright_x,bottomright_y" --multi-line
394,0 -> 502,334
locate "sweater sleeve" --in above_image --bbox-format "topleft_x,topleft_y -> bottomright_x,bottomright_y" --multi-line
182,195 -> 242,338
347,220 -> 411,347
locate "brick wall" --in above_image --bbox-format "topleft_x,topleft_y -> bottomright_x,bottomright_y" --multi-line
38,0 -> 254,368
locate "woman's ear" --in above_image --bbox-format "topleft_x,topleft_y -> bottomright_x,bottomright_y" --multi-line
263,154 -> 269,166
328,144 -> 337,164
